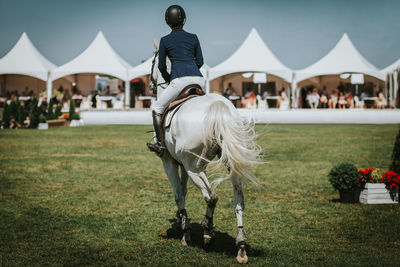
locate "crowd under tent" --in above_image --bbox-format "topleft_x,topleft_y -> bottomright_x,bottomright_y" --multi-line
50,31 -> 132,106
294,33 -> 385,108
0,32 -> 56,97
209,28 -> 292,101
381,59 -> 400,107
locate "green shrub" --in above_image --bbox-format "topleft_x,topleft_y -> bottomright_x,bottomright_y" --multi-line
2,102 -> 10,128
29,98 -> 41,129
329,163 -> 362,191
47,98 -> 55,120
71,113 -> 80,120
390,126 -> 400,174
389,128 -> 400,174
54,105 -> 62,118
39,114 -> 47,123
69,98 -> 75,121
17,102 -> 26,125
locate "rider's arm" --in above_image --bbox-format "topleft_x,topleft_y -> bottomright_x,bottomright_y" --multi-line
158,38 -> 171,83
194,35 -> 204,69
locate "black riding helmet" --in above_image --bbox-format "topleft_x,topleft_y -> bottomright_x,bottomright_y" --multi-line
165,5 -> 186,29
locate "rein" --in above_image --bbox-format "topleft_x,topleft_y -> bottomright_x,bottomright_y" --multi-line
150,50 -> 168,96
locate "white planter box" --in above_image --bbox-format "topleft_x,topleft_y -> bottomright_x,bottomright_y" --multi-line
70,119 -> 84,127
360,183 -> 399,204
38,122 -> 48,130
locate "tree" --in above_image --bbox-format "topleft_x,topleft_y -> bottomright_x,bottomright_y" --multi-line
390,126 -> 400,174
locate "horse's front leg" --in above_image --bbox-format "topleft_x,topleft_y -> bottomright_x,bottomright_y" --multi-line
162,156 -> 191,246
232,175 -> 248,264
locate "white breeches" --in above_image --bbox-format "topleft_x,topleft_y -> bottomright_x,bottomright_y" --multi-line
152,76 -> 205,114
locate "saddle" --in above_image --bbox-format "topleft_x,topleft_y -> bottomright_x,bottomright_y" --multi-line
161,84 -> 205,131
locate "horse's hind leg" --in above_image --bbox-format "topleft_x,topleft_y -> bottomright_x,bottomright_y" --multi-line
185,169 -> 218,245
232,174 -> 248,264
162,157 -> 191,246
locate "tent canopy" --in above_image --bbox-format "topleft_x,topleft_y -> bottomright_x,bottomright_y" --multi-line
0,32 -> 56,81
381,58 -> 400,75
51,31 -> 132,81
209,28 -> 292,82
128,56 -> 154,80
296,33 -> 384,82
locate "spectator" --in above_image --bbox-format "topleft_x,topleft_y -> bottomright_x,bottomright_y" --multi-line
308,89 -> 320,109
226,83 -> 236,95
360,90 -> 368,100
376,89 -> 387,109
320,93 -> 328,108
345,90 -> 354,108
329,90 -> 338,109
223,88 -> 232,99
338,92 -> 347,109
117,87 -> 125,101
241,89 -> 256,109
322,86 -> 329,98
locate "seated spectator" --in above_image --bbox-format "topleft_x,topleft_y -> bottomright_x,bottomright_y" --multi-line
338,92 -> 347,109
376,90 -> 387,109
320,93 -> 328,108
116,87 -> 125,101
308,89 -> 320,109
329,91 -> 338,109
223,88 -> 233,99
360,90 -> 368,100
345,91 -> 354,108
241,89 -> 256,109
24,116 -> 30,128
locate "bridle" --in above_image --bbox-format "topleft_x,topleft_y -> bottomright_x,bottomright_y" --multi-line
150,50 -> 168,96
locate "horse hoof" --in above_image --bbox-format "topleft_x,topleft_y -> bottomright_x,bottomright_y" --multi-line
181,231 -> 191,246
203,234 -> 213,245
236,245 -> 248,264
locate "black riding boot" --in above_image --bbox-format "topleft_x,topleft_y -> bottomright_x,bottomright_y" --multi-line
147,111 -> 165,157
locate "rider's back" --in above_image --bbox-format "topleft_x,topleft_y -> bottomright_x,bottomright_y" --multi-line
158,29 -> 203,83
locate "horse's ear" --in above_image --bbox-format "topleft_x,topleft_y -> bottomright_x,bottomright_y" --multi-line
153,38 -> 159,50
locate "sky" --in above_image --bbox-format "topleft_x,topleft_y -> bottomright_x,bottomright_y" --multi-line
0,0 -> 399,69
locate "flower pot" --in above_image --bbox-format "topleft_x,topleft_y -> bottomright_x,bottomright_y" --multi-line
38,122 -> 48,130
360,183 -> 399,204
339,190 -> 360,203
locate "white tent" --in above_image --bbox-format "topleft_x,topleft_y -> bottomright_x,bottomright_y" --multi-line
51,31 -> 132,105
295,33 -> 384,82
292,33 -> 385,108
381,58 -> 400,74
209,28 -> 292,82
128,56 -> 154,81
381,59 -> 400,107
0,32 -> 56,82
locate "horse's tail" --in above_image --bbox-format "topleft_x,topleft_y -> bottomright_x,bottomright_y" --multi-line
203,100 -> 262,187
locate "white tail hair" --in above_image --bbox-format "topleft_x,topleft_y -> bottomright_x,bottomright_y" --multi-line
203,101 -> 262,186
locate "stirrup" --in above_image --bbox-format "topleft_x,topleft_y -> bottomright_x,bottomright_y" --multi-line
146,137 -> 165,157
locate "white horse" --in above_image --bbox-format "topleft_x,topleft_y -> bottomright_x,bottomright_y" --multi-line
149,50 -> 261,263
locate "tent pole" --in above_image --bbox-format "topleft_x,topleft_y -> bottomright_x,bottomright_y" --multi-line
46,72 -> 52,102
125,79 -> 130,109
291,73 -> 297,109
394,71 -> 398,107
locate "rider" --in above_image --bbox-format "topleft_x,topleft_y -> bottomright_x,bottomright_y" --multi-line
147,5 -> 205,156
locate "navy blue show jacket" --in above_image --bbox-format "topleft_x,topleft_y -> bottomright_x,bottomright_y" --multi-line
158,29 -> 204,83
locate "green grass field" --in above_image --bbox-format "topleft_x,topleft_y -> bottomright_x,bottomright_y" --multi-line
1,125 -> 399,266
